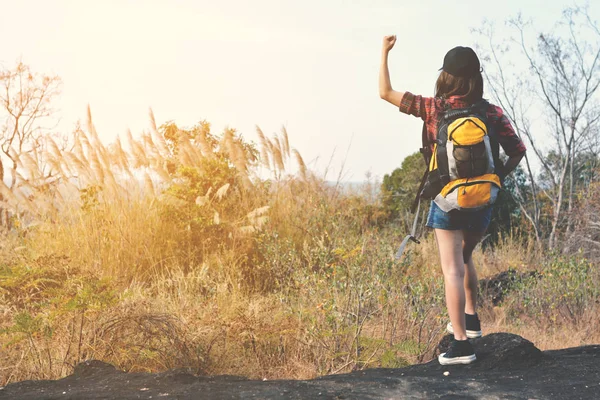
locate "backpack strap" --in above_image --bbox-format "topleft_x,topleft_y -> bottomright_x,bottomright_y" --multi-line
411,100 -> 451,211
420,120 -> 431,162
436,105 -> 451,188
471,99 -> 490,119
475,99 -> 502,178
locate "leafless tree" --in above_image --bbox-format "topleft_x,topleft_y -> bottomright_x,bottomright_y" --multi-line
476,6 -> 600,249
0,61 -> 61,188
0,61 -> 61,226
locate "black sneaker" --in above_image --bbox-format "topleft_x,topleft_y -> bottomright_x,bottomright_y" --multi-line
446,313 -> 482,338
438,339 -> 476,365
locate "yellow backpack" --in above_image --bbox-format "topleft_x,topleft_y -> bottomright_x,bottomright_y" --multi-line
418,100 -> 501,212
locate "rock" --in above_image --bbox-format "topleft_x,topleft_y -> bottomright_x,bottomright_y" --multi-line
435,333 -> 544,370
1,334 -> 598,400
73,360 -> 119,378
479,269 -> 540,306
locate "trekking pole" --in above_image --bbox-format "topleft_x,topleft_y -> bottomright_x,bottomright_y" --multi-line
395,123 -> 430,261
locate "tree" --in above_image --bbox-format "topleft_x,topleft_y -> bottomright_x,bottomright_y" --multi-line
0,62 -> 61,227
476,5 -> 600,249
381,152 -> 424,218
487,163 -> 526,244
0,61 -> 61,188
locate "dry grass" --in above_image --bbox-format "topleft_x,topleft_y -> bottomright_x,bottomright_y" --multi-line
0,110 -> 598,385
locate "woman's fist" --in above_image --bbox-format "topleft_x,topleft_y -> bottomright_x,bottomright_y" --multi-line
382,35 -> 396,52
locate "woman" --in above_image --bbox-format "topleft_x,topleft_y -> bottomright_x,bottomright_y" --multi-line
378,35 -> 526,365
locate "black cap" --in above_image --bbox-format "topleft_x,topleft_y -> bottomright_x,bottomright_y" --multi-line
441,46 -> 481,78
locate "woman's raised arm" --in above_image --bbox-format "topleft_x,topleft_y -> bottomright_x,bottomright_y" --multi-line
379,35 -> 405,107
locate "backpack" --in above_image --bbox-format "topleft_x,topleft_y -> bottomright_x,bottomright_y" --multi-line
415,99 -> 501,212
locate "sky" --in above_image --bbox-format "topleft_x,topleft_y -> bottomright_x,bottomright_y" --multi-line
0,0 -> 590,182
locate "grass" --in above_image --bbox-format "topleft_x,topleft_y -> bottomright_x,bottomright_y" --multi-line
0,110 -> 599,384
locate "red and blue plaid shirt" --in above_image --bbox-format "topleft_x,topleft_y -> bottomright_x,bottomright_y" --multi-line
399,92 -> 527,157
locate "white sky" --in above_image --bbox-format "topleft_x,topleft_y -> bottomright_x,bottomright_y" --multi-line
0,0 -> 589,181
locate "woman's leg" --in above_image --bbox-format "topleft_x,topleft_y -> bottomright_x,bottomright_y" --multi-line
434,229 -> 467,340
463,230 -> 485,315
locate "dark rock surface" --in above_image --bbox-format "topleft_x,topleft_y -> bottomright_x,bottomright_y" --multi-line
479,269 -> 540,305
1,333 -> 599,400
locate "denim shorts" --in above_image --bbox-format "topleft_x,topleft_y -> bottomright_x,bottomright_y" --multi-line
426,201 -> 493,232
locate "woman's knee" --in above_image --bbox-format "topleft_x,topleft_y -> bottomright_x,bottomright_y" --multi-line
442,262 -> 466,279
462,231 -> 484,264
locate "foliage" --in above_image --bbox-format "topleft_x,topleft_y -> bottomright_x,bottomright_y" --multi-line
485,163 -> 524,245
381,152 -> 424,218
476,5 -> 600,248
505,255 -> 600,328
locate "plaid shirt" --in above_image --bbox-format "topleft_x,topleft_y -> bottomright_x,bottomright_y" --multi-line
399,92 -> 527,157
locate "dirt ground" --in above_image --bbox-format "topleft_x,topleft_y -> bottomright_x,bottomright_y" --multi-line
1,333 -> 599,400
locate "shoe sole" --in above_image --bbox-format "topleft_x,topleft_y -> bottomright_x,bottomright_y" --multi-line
438,353 -> 477,365
446,322 -> 482,339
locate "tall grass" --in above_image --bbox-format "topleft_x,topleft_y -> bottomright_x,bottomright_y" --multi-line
0,109 -> 598,385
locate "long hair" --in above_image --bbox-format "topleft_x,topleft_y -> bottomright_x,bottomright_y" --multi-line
435,71 -> 483,104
